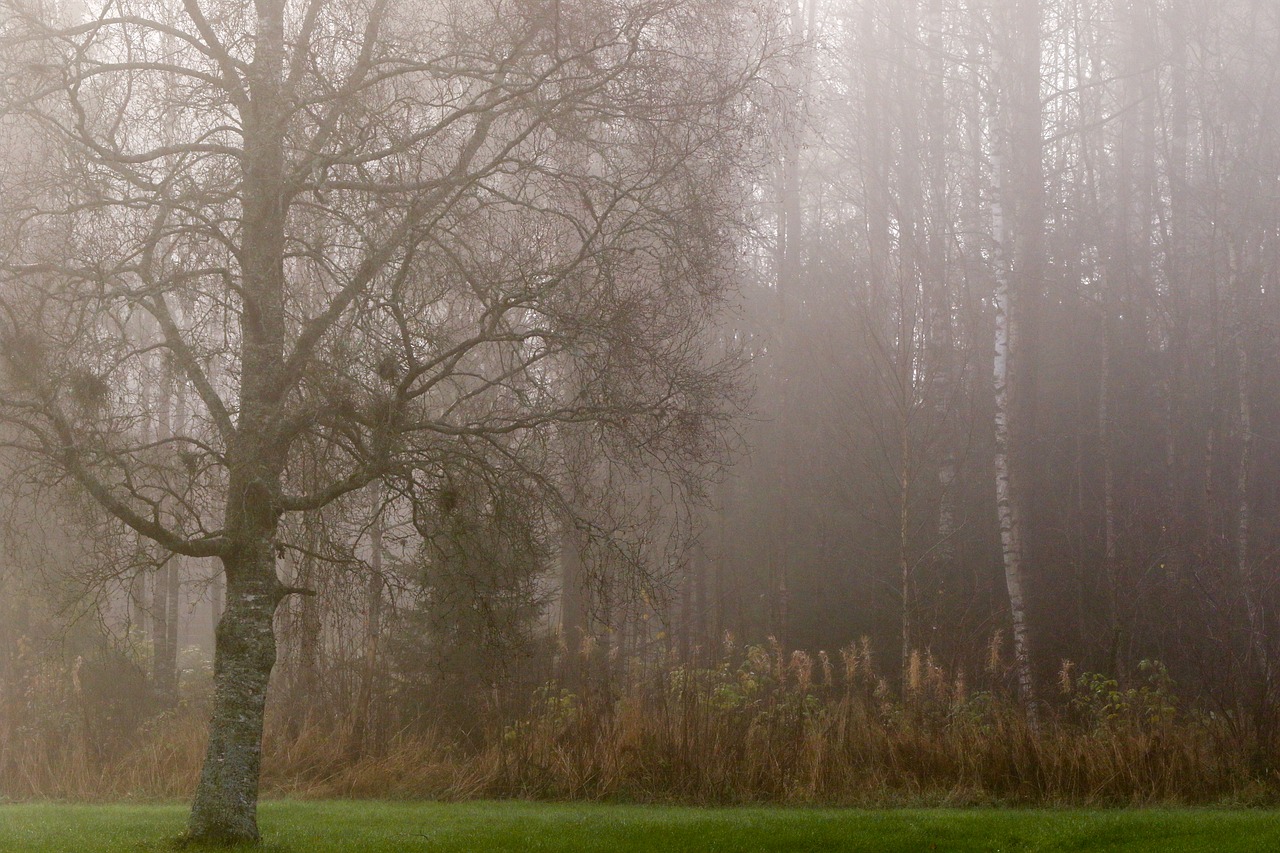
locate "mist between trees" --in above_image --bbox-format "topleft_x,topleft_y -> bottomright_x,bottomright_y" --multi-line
1,0 -> 1280,839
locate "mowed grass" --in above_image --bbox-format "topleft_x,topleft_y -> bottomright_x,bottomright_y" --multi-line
1,801 -> 1278,852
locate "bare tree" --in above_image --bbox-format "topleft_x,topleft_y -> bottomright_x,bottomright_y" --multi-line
0,0 -> 772,840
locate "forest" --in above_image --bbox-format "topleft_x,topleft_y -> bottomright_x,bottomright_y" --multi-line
1,0 -> 1279,845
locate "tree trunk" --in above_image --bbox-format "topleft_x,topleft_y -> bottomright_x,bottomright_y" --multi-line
992,195 -> 1037,728
288,548 -> 321,733
167,558 -> 182,687
129,569 -> 149,639
151,562 -> 175,702
990,0 -> 1042,732
352,491 -> 385,759
1162,0 -> 1190,586
1229,247 -> 1272,708
188,0 -> 289,839
152,364 -> 178,703
692,546 -> 709,666
1099,288 -> 1121,674
558,520 -> 591,688
899,427 -> 914,679
188,542 -> 281,844
679,554 -> 694,665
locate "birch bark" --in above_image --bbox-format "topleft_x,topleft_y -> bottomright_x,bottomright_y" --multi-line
990,0 -> 1042,729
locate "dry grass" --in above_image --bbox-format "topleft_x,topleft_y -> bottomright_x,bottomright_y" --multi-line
2,638 -> 1276,806
486,643 -> 1271,806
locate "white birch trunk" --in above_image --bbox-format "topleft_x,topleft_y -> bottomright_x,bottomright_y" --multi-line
991,161 -> 1038,729
989,0 -> 1042,733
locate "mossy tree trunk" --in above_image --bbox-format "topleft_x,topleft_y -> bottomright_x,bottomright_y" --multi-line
188,542 -> 282,844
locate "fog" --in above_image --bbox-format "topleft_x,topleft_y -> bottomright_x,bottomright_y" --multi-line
1,0 -> 1278,837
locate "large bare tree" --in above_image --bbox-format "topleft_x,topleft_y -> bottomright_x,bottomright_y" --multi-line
0,0 -> 771,840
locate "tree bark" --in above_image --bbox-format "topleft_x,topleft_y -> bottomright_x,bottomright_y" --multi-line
188,544 -> 281,844
188,0 -> 290,840
991,186 -> 1037,728
990,0 -> 1042,729
210,569 -> 224,647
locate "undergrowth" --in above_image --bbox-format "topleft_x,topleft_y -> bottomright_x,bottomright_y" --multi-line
2,636 -> 1277,805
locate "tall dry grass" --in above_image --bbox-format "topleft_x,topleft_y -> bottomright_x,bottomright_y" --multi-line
2,637 -> 1276,805
488,641 -> 1272,805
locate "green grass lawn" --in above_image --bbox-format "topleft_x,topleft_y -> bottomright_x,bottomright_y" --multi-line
1,801 -> 1277,852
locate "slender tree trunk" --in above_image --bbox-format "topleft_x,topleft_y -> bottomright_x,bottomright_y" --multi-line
692,546 -> 708,666
899,428 -> 914,678
1098,287 -> 1120,674
924,0 -> 957,577
1228,247 -> 1273,708
352,489 -> 385,758
558,520 -> 590,687
152,364 -> 178,703
167,558 -> 182,683
777,572 -> 790,649
289,540 -> 321,732
713,479 -> 729,652
862,0 -> 890,303
991,184 -> 1037,727
776,0 -> 812,324
170,371 -> 189,671
151,561 -> 174,702
1164,0 -> 1190,586
990,0 -> 1042,731
129,569 -> 149,639
679,555 -> 694,665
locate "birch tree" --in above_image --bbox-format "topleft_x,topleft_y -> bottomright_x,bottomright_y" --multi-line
988,0 -> 1042,726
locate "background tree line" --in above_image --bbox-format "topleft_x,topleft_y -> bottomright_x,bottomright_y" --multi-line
3,0 -> 1280,824
716,0 -> 1280,732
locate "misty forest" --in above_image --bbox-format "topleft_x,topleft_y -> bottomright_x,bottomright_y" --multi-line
2,0 -> 1280,848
